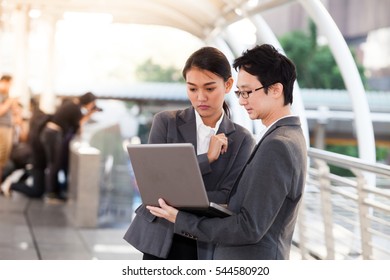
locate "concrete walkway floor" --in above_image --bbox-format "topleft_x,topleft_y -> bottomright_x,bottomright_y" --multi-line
0,192 -> 142,260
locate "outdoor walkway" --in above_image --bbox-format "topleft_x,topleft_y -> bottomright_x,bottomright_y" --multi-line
0,192 -> 142,260
1,191 -> 303,260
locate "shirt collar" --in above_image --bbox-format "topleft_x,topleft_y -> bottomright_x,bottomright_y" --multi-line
256,115 -> 295,143
195,109 -> 224,133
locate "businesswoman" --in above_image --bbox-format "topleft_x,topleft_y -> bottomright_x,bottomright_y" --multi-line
123,47 -> 255,260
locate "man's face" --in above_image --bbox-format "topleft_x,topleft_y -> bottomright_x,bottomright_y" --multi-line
0,80 -> 12,94
84,101 -> 96,112
236,69 -> 274,122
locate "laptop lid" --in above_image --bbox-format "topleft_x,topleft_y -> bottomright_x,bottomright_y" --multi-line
127,143 -> 210,208
127,143 -> 232,217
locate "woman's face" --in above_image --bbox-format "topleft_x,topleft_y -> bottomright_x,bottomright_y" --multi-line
185,67 -> 233,127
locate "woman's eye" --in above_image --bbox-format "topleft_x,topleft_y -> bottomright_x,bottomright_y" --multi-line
206,88 -> 216,92
189,88 -> 197,92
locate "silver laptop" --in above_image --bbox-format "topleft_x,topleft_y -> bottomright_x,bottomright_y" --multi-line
127,143 -> 233,218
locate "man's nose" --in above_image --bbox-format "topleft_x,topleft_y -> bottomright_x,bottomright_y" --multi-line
238,95 -> 247,106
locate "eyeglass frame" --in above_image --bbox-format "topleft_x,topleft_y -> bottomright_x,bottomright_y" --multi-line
234,85 -> 266,99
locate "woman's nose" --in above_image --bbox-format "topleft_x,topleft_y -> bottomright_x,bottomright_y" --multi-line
197,90 -> 207,101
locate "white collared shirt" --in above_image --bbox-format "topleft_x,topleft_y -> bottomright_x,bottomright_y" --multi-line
195,110 -> 224,155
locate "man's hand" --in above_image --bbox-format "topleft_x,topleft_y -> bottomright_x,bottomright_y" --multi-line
146,198 -> 179,223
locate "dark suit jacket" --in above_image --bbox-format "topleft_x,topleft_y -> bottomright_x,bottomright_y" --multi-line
123,107 -> 255,258
174,116 -> 307,259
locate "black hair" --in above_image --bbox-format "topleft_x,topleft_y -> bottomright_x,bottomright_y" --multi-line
0,74 -> 12,82
79,92 -> 96,106
182,47 -> 231,118
233,44 -> 296,105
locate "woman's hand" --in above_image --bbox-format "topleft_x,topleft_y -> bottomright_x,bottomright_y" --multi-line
147,198 -> 179,223
207,133 -> 228,163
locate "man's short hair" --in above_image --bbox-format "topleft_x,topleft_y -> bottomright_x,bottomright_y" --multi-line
233,44 -> 296,105
79,92 -> 96,105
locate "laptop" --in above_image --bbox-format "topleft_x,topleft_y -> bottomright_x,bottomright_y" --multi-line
127,143 -> 233,218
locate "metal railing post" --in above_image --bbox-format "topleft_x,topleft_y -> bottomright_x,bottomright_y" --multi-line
296,197 -> 309,259
353,170 -> 373,259
315,159 -> 335,259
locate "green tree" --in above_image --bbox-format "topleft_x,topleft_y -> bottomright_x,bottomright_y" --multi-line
279,22 -> 366,89
135,58 -> 184,83
280,22 -> 371,174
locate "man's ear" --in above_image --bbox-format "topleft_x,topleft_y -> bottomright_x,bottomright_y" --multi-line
270,82 -> 284,99
225,77 -> 234,93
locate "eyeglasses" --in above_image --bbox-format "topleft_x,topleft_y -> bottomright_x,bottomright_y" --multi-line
234,86 -> 265,99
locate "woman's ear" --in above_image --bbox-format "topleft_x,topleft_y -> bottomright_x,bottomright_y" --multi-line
225,77 -> 234,93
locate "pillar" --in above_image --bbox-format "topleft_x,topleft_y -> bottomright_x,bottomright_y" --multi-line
10,4 -> 30,112
39,15 -> 57,114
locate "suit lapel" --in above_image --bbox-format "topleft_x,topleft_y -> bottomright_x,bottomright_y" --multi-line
247,116 -> 302,162
228,116 -> 301,198
217,114 -> 236,147
177,108 -> 238,148
177,107 -> 197,147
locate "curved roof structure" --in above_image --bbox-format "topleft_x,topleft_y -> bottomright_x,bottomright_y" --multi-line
3,0 -> 290,39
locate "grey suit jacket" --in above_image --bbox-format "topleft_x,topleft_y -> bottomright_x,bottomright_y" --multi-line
174,116 -> 307,259
123,107 -> 255,258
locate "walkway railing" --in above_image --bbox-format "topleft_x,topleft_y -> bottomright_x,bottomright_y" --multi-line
294,148 -> 390,259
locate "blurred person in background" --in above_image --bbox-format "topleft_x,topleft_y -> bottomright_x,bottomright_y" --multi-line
0,74 -> 18,193
9,102 -> 31,172
1,98 -> 51,198
0,101 -> 31,196
40,92 -> 101,203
